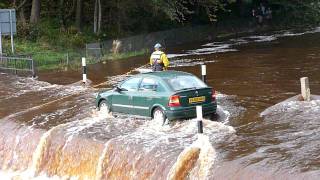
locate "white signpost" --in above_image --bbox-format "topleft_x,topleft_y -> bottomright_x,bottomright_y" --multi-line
0,9 -> 17,55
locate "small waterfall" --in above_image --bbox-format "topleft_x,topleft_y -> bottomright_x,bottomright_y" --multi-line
167,147 -> 201,180
30,123 -> 66,176
188,134 -> 216,180
95,139 -> 113,180
0,120 -> 43,172
167,134 -> 216,180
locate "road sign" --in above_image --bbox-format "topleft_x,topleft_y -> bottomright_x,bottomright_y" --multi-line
0,9 -> 16,54
0,9 -> 17,35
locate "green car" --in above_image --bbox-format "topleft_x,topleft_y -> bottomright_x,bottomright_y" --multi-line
96,71 -> 217,124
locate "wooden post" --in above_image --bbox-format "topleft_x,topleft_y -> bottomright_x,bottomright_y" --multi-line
14,58 -> 17,74
31,59 -> 36,78
66,52 -> 69,65
85,44 -> 88,58
300,77 -> 311,101
196,106 -> 203,134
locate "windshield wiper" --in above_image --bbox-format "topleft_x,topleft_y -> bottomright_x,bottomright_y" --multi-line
177,87 -> 197,91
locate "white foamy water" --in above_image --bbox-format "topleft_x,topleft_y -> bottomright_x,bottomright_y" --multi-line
3,76 -> 88,101
169,58 -> 215,67
0,170 -> 77,180
168,43 -> 237,58
167,26 -> 320,59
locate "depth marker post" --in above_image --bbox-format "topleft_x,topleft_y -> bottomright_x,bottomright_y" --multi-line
82,57 -> 87,84
201,64 -> 207,83
196,106 -> 203,134
300,77 -> 311,101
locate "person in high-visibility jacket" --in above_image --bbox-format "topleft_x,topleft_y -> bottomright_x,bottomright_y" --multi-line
150,43 -> 169,71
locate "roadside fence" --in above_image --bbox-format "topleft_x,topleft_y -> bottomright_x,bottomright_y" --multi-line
0,55 -> 36,77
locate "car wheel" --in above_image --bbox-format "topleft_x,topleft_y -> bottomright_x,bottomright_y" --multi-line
153,107 -> 166,126
99,100 -> 110,113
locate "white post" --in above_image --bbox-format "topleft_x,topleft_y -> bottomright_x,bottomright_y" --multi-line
201,64 -> 207,83
0,26 -> 2,55
82,57 -> 87,84
300,77 -> 310,101
196,106 -> 203,134
9,10 -> 14,54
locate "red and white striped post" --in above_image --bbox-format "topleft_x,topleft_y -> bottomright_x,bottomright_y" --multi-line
82,57 -> 87,84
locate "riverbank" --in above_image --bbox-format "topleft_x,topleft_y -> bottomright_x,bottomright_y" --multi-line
1,38 -> 147,71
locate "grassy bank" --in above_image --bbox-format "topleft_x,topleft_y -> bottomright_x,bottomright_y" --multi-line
0,20 -> 149,71
1,38 -> 148,71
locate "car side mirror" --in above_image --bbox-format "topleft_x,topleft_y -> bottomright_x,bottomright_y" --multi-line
114,86 -> 127,92
151,85 -> 157,91
114,86 -> 122,92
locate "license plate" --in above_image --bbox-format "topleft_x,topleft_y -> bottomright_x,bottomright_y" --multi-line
189,96 -> 205,104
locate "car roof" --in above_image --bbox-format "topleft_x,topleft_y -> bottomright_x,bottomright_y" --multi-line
136,70 -> 194,79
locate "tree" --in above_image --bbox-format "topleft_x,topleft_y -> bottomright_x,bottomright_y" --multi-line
75,0 -> 82,31
148,0 -> 229,22
58,0 -> 76,30
93,0 -> 102,34
30,0 -> 40,24
12,0 -> 28,26
269,0 -> 320,24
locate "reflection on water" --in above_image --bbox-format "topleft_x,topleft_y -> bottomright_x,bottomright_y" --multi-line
1,27 -> 320,179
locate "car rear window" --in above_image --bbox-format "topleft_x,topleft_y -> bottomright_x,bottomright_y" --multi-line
165,75 -> 207,91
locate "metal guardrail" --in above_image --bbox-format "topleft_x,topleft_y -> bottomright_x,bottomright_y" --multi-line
85,43 -> 103,59
0,56 -> 36,77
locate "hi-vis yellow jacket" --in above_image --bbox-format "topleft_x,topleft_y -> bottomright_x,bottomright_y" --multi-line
149,50 -> 170,70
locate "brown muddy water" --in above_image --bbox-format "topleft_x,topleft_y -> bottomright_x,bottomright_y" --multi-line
1,28 -> 320,179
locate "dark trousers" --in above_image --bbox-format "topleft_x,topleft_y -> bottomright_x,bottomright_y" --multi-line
152,64 -> 164,71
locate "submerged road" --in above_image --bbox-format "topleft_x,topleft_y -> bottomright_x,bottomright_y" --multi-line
1,27 -> 320,179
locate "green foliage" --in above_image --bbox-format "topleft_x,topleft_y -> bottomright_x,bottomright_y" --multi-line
268,0 -> 320,25
102,49 -> 149,61
69,34 -> 86,48
0,2 -> 8,8
149,0 -> 230,23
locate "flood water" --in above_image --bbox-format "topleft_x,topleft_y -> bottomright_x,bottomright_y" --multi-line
1,28 -> 320,179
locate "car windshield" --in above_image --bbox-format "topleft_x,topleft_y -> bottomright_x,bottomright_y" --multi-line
165,75 -> 207,91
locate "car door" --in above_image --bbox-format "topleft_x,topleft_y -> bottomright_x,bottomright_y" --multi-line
133,77 -> 158,116
111,77 -> 141,114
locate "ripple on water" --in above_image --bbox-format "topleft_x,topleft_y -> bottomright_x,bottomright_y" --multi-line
248,96 -> 320,172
